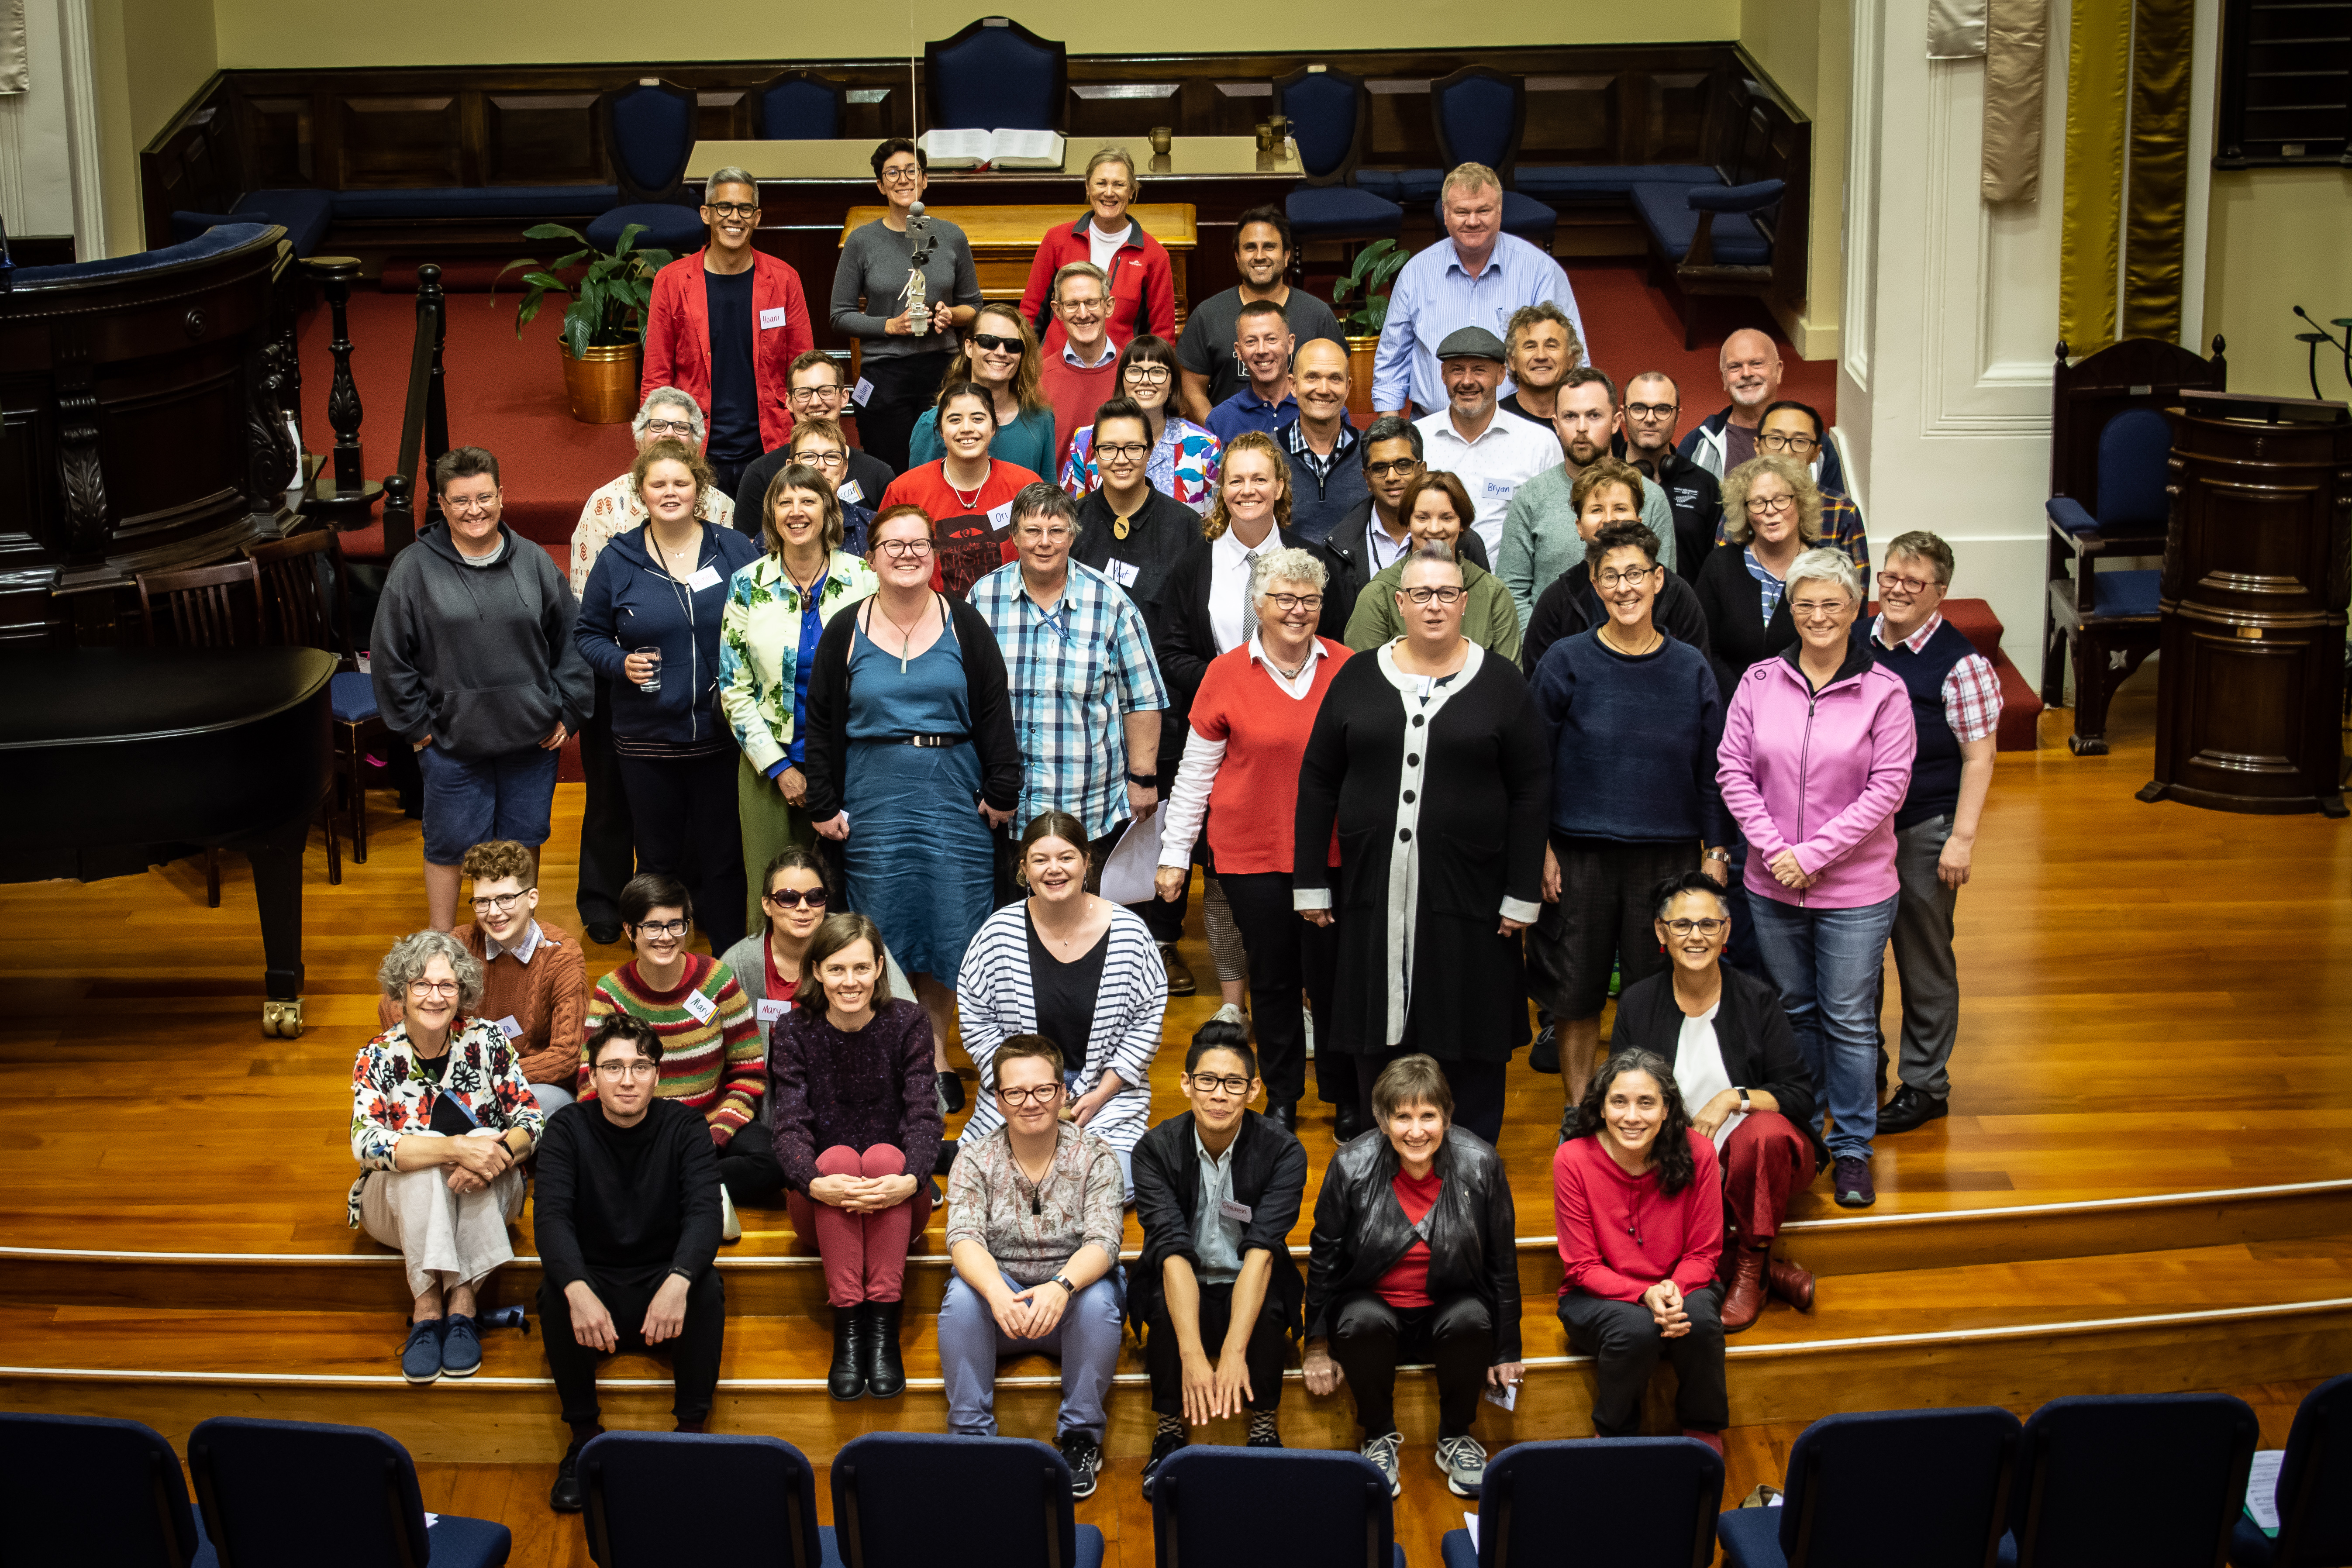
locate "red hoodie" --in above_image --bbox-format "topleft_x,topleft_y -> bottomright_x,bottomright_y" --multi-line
1017,213 -> 1176,360
1552,1129 -> 1724,1303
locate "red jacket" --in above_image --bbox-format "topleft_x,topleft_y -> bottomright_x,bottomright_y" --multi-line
640,249 -> 814,454
1018,213 -> 1177,361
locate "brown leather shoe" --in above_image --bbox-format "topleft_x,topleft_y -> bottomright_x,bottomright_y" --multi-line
1721,1243 -> 1769,1332
1766,1255 -> 1816,1312
1159,943 -> 1197,997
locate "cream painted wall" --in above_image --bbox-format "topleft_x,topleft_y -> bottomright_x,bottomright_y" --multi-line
2202,168 -> 2352,401
90,0 -> 217,254
1742,0 -> 1847,358
212,0 -> 1741,68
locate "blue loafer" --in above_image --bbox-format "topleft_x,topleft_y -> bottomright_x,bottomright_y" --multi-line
440,1313 -> 482,1378
400,1318 -> 444,1384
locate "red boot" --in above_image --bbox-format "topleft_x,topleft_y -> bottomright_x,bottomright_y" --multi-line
1721,1242 -> 1769,1332
1766,1255 -> 1816,1312
1683,1427 -> 1726,1457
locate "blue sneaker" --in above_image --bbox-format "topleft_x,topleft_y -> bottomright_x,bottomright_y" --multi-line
440,1313 -> 482,1378
400,1318 -> 444,1384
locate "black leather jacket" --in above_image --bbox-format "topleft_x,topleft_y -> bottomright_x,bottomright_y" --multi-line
1303,1125 -> 1521,1361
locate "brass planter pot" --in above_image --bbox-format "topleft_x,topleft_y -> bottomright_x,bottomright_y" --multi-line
561,340 -> 642,424
1345,333 -> 1379,430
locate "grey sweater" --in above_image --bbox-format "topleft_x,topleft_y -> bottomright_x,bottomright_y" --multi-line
830,217 -> 983,361
369,523 -> 595,758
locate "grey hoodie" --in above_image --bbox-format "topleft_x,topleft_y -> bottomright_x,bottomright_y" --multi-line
369,523 -> 596,758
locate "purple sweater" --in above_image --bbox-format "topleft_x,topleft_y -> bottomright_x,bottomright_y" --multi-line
765,996 -> 942,1189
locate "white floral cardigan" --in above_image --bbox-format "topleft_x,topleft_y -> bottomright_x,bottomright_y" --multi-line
718,549 -> 880,775
346,1015 -> 545,1227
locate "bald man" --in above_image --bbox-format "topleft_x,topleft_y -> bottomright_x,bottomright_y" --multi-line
1280,337 -> 1366,545
1676,328 -> 1847,496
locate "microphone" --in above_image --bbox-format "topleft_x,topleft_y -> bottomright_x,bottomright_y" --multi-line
908,200 -> 926,223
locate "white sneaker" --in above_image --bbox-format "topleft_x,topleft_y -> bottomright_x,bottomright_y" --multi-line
720,1185 -> 741,1243
1436,1434 -> 1487,1497
1360,1430 -> 1402,1497
1212,1002 -> 1245,1027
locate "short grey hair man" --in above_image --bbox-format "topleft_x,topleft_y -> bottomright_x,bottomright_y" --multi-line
633,386 -> 706,445
704,166 -> 756,203
377,929 -> 485,1013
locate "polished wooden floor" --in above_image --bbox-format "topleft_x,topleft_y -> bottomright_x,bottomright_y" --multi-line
4,681 -> 2349,1557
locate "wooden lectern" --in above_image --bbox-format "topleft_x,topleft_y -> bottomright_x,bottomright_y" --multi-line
2137,390 -> 2351,817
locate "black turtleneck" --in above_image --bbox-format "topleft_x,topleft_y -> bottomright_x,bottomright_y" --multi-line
533,1097 -> 722,1288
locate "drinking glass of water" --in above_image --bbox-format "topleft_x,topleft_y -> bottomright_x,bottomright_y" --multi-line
632,648 -> 662,693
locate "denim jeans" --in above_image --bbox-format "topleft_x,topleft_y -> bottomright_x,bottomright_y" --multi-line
1748,893 -> 1899,1161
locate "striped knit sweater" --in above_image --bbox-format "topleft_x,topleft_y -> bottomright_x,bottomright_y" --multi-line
581,953 -> 763,1143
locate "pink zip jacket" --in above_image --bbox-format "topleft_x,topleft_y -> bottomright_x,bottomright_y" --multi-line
1718,645 -> 1917,910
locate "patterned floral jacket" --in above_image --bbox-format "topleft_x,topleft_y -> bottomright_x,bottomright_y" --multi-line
346,1016 -> 545,1228
1059,417 -> 1222,516
719,549 -> 880,775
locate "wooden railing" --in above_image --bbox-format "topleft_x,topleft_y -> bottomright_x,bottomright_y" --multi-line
376,264 -> 448,558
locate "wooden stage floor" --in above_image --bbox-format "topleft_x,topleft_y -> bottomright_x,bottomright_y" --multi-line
2,681 -> 2347,1562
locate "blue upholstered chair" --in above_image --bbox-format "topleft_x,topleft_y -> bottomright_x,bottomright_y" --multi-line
1440,1438 -> 1722,1568
832,1432 -> 1104,1568
925,16 -> 1066,132
1152,1446 -> 1404,1568
588,79 -> 707,256
1999,1394 -> 2258,1568
1716,1406 -> 2021,1568
188,1416 -> 511,1568
1427,66 -> 1559,248
1275,65 -> 1404,245
245,528 -> 388,866
581,1432 -> 842,1568
1632,177 -> 1786,348
0,1412 -> 216,1567
755,69 -> 844,141
2234,1374 -> 2352,1568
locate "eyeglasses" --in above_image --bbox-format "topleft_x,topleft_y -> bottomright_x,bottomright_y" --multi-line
1096,441 -> 1151,462
1262,591 -> 1323,613
1625,402 -> 1679,421
1662,917 -> 1727,936
762,887 -> 830,909
640,419 -> 697,437
795,448 -> 847,468
1759,432 -> 1819,454
1745,494 -> 1797,514
1056,296 -> 1106,317
445,497 -> 497,517
788,384 -> 845,405
633,918 -> 692,939
1595,566 -> 1659,588
1186,1073 -> 1253,1096
408,979 -> 460,998
997,1083 -> 1064,1106
1402,586 -> 1466,605
1125,365 -> 1172,386
1789,599 -> 1849,621
593,1060 -> 660,1080
1364,458 -> 1423,479
704,201 -> 759,219
969,333 -> 1021,353
876,538 -> 935,559
1876,570 -> 1941,595
470,890 -> 529,914
879,165 -> 923,184
1015,525 -> 1075,544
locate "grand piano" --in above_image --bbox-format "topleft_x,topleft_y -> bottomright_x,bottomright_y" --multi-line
0,646 -> 335,1036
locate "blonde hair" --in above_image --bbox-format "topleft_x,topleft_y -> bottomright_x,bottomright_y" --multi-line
1721,453 -> 1823,547
1083,145 -> 1138,195
630,438 -> 716,520
1202,431 -> 1293,541
1440,162 -> 1503,203
1052,259 -> 1109,308
946,302 -> 1051,417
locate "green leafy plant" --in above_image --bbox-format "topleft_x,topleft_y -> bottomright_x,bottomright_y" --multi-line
1331,239 -> 1411,334
496,223 -> 672,358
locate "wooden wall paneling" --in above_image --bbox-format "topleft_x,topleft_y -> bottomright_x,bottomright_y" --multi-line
696,90 -> 747,148
1650,70 -> 1716,164
240,93 -> 314,188
483,92 -> 603,186
456,92 -> 487,188
1069,81 -> 1183,144
1366,78 -> 1440,169
1524,75 -> 1620,165
336,95 -> 463,188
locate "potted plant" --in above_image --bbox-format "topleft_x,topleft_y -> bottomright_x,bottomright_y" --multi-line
497,223 -> 673,425
1331,239 -> 1410,427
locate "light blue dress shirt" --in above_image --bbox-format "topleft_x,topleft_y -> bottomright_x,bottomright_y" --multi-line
1372,234 -> 1587,416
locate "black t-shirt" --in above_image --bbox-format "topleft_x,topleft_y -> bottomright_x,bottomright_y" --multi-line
705,268 -> 759,464
1176,286 -> 1348,409
1026,911 -> 1108,1068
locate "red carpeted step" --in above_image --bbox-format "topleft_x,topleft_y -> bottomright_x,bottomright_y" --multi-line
1926,597 -> 2042,753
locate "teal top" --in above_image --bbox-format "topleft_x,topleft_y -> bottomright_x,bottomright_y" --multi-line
908,405 -> 1059,477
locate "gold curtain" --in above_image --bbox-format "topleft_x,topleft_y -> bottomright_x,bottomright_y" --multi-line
2123,0 -> 2194,338
2060,0 -> 2199,354
2060,0 -> 2131,354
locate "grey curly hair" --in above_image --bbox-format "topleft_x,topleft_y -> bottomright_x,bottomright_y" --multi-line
633,386 -> 705,444
377,930 -> 485,1012
1250,545 -> 1329,598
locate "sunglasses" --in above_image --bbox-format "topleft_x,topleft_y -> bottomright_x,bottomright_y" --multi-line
762,887 -> 831,909
969,333 -> 1021,352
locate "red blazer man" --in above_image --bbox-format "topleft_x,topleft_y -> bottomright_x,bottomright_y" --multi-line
1017,215 -> 1176,361
641,248 -> 815,455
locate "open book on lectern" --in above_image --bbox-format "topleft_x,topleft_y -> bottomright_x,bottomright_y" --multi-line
916,128 -> 1067,170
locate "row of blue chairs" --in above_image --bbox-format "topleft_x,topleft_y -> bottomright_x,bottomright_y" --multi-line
6,1376 -> 2345,1568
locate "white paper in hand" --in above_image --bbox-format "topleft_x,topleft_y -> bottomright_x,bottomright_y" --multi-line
1097,810 -> 1163,906
1482,1378 -> 1519,1411
2245,1450 -> 2283,1532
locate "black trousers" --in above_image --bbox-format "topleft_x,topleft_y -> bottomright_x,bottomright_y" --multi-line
1348,1052 -> 1507,1147
1326,1289 -> 1493,1440
1558,1284 -> 1729,1436
539,1265 -> 726,1425
718,1120 -> 786,1206
615,747 -> 748,954
854,350 -> 956,476
1145,1280 -> 1289,1416
575,679 -> 636,930
708,454 -> 751,499
1219,871 -> 1338,1112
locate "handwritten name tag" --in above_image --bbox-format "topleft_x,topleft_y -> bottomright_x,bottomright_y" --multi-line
986,500 -> 1013,529
838,479 -> 864,505
682,989 -> 718,1024
759,307 -> 789,331
756,998 -> 792,1024
1218,1197 -> 1253,1223
1108,558 -> 1140,589
493,1015 -> 524,1038
686,565 -> 723,592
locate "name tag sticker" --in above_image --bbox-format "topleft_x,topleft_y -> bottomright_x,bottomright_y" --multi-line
1108,558 -> 1140,588
757,998 -> 791,1024
852,377 -> 874,407
1218,1197 -> 1253,1223
1484,478 -> 1515,500
687,565 -> 723,592
1483,1379 -> 1519,1412
682,989 -> 718,1024
837,479 -> 864,505
493,1015 -> 524,1038
986,500 -> 1014,529
759,307 -> 789,331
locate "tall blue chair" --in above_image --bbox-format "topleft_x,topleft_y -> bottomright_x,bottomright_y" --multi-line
1152,1446 -> 1404,1568
2003,1394 -> 2259,1568
588,79 -> 707,256
2234,1374 -> 2352,1568
0,1412 -> 215,1567
1427,66 -> 1559,248
582,1432 -> 842,1568
754,69 -> 844,141
187,1416 -> 511,1568
833,1432 -> 1104,1568
1441,1437 -> 1722,1568
1717,1406 -> 2021,1568
1275,65 -> 1404,245
925,17 -> 1066,133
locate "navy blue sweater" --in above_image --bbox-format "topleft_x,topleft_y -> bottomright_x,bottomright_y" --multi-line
575,520 -> 761,746
1530,627 -> 1728,844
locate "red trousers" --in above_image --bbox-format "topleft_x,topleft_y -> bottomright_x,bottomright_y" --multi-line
784,1144 -> 933,1307
1721,1110 -> 1816,1241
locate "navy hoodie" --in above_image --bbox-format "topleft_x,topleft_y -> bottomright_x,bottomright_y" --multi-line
575,520 -> 762,745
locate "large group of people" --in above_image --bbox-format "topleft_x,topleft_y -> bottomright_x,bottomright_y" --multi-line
352,144 -> 1999,1514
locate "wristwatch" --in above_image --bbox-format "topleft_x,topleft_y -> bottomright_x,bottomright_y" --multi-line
1738,1088 -> 1752,1113
1703,847 -> 1731,864
1050,1273 -> 1077,1296
1126,770 -> 1156,786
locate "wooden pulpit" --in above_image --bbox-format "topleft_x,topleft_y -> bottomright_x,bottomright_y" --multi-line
2138,390 -> 2351,817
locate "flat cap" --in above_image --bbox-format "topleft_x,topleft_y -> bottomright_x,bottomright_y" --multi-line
1435,325 -> 1508,363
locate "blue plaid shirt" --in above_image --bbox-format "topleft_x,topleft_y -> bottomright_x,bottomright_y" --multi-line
969,559 -> 1169,841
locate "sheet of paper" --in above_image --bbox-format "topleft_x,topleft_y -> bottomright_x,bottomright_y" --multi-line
1712,1110 -> 1747,1154
2244,1449 -> 2283,1532
1482,1377 -> 1518,1411
1463,1514 -> 1479,1550
1096,808 -> 1163,906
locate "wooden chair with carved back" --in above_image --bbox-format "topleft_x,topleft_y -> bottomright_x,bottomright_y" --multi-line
242,529 -> 390,864
133,559 -> 341,903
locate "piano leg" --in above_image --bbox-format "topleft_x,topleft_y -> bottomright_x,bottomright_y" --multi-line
235,810 -> 307,1038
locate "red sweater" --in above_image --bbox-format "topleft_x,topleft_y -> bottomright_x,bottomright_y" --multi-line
1017,213 -> 1177,361
879,458 -> 1042,597
1552,1129 -> 1724,1302
1040,354 -> 1122,475
1374,1167 -> 1442,1309
1186,639 -> 1351,874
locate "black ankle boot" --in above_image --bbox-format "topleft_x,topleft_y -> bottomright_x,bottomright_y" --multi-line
865,1300 -> 907,1398
828,1304 -> 865,1401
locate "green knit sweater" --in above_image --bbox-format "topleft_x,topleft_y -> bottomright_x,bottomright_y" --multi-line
581,953 -> 762,1142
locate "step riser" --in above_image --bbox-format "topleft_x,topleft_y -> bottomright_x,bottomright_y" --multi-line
11,1305 -> 2344,1464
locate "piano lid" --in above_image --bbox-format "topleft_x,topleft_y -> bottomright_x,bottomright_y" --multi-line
0,647 -> 336,751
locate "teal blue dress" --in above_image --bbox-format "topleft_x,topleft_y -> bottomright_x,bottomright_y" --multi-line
907,405 -> 1058,476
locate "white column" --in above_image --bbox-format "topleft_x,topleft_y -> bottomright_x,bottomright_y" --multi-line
2178,0 -> 2222,353
53,0 -> 104,259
